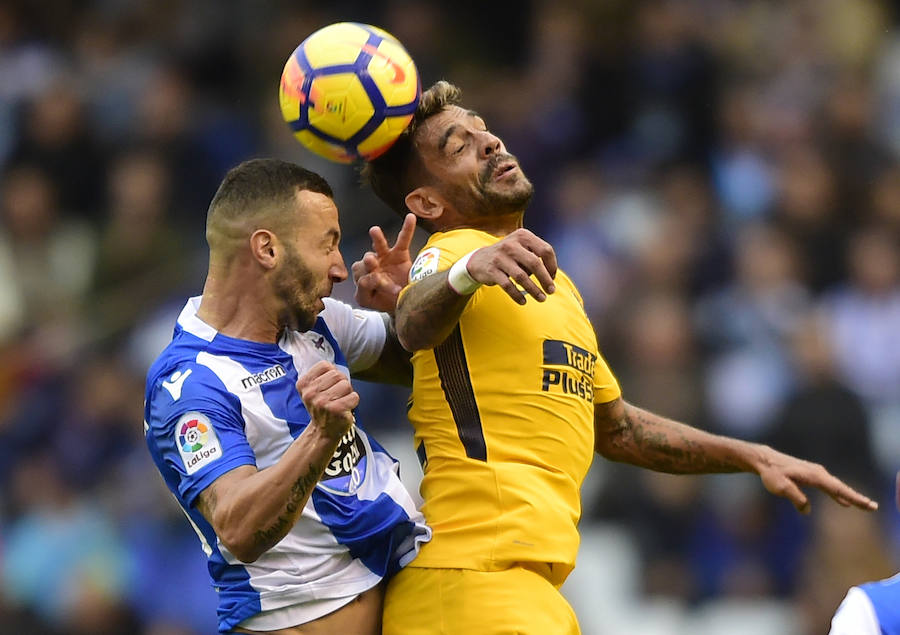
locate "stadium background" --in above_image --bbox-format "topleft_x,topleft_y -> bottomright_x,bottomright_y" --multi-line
0,0 -> 899,633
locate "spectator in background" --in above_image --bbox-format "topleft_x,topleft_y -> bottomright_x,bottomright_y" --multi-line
696,222 -> 809,438
8,80 -> 108,221
772,147 -> 847,295
1,452 -> 138,635
89,148 -> 194,344
0,163 -> 96,362
767,312 -> 877,494
822,224 -> 900,478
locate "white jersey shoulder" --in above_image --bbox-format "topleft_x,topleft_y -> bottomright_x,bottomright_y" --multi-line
829,586 -> 881,635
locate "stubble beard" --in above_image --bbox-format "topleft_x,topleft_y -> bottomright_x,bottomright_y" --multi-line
273,246 -> 321,334
475,154 -> 534,217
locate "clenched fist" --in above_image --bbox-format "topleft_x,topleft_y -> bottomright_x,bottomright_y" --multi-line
296,361 -> 359,441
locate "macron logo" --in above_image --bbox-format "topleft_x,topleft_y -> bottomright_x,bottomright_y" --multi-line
162,369 -> 193,401
241,364 -> 286,390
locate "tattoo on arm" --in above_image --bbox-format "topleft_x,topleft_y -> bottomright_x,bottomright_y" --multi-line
197,485 -> 218,522
603,403 -> 744,474
252,459 -> 326,547
397,272 -> 470,350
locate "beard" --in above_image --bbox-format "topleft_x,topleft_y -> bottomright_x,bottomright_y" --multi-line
272,244 -> 321,333
473,152 -> 534,216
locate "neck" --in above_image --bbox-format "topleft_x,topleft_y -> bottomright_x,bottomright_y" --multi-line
195,263 -> 281,343
438,210 -> 525,237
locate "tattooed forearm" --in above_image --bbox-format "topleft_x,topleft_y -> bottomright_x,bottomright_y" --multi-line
396,271 -> 471,351
252,460 -> 326,548
597,400 -> 749,474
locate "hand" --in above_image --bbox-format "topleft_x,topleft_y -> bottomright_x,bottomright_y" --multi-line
755,446 -> 878,514
466,228 -> 558,305
296,361 -> 359,441
352,213 -> 416,313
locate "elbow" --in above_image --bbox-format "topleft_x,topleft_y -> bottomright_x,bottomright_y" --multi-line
215,519 -> 264,564
593,435 -> 619,461
395,313 -> 430,352
397,329 -> 427,353
220,533 -> 264,564
232,547 -> 263,564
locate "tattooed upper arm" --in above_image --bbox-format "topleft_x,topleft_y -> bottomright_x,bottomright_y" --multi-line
195,482 -> 219,524
193,465 -> 256,528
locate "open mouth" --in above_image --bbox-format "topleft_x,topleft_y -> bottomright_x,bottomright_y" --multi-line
493,162 -> 518,181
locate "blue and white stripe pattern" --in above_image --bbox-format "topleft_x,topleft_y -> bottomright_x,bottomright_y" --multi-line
144,297 -> 429,633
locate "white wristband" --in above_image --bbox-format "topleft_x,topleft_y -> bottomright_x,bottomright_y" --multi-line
447,250 -> 482,295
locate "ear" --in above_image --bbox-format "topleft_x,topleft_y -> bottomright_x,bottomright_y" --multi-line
249,229 -> 278,269
405,187 -> 447,223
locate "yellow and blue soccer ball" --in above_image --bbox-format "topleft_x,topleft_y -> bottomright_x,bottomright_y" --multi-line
279,22 -> 420,163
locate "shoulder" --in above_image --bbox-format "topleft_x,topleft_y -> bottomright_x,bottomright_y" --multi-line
146,349 -> 241,430
410,229 -> 497,283
830,586 -> 880,635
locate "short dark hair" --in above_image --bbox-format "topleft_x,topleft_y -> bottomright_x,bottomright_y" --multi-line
208,158 -> 333,226
363,81 -> 462,216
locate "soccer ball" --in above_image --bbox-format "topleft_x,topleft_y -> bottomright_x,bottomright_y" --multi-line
279,22 -> 420,163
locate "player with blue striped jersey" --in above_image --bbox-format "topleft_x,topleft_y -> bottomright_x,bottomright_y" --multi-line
144,159 -> 428,634
830,472 -> 900,635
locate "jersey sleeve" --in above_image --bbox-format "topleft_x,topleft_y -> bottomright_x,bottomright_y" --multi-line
829,587 -> 881,635
593,353 -> 621,404
320,297 -> 387,373
400,230 -> 493,304
148,363 -> 257,507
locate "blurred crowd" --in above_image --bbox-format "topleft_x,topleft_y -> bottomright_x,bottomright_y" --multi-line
1,0 -> 899,633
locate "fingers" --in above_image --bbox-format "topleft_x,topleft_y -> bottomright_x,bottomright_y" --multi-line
765,475 -> 810,514
467,230 -> 559,303
369,225 -> 391,257
518,230 -> 558,282
392,213 -> 416,253
351,251 -> 377,284
823,479 -> 878,511
296,362 -> 356,407
297,362 -> 344,395
794,463 -> 879,511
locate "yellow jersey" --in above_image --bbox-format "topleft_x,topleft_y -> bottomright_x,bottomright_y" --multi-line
402,228 -> 621,584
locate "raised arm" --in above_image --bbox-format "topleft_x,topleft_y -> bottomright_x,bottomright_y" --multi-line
594,397 -> 878,514
396,228 -> 558,351
194,361 -> 358,563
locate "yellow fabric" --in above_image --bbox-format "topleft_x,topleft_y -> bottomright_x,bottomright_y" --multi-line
403,228 -> 621,581
382,565 -> 581,635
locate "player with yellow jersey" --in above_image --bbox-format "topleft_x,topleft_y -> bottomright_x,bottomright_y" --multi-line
402,226 -> 619,582
357,80 -> 878,635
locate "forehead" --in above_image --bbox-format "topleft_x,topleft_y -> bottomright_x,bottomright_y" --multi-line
416,106 -> 481,150
293,189 -> 339,233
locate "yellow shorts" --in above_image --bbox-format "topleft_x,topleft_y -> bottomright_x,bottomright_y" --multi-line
382,565 -> 581,635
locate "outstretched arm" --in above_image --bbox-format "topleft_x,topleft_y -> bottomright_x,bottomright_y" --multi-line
395,228 -> 558,351
594,397 -> 878,514
194,362 -> 358,562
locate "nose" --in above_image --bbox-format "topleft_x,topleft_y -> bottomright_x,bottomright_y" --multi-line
478,131 -> 502,159
331,251 -> 348,282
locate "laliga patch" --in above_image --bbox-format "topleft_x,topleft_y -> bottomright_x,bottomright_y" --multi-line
176,412 -> 223,475
410,247 -> 441,282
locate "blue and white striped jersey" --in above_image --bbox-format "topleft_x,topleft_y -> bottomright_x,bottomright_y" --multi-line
144,297 -> 430,633
830,573 -> 900,635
